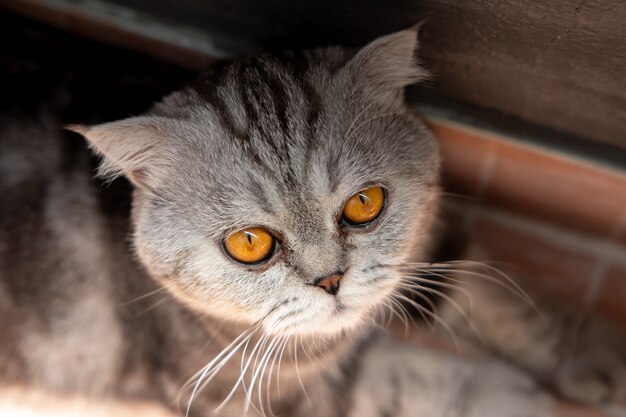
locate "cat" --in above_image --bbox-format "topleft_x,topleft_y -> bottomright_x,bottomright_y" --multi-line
1,25 -> 625,417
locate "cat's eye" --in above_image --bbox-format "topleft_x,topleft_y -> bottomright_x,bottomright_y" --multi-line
342,186 -> 386,226
223,227 -> 276,264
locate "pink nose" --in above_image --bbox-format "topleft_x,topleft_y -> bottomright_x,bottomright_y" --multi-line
316,274 -> 343,295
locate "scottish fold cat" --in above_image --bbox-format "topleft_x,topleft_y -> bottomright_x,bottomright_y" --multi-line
1,26 -> 624,416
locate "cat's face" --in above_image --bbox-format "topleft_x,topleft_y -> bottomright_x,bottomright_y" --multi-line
78,29 -> 440,338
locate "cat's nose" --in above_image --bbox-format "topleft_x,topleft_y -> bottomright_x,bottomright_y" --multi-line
314,273 -> 343,296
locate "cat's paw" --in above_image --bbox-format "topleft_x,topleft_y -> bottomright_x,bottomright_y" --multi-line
549,315 -> 626,406
552,334 -> 626,406
349,335 -> 555,417
439,274 -> 626,407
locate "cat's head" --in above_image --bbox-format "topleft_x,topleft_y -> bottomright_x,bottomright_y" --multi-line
74,28 -> 440,338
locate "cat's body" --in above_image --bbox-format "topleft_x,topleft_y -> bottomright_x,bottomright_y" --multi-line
1,26 -> 625,417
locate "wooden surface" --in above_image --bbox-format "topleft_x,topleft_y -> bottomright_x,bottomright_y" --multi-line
431,119 -> 626,241
2,0 -> 624,152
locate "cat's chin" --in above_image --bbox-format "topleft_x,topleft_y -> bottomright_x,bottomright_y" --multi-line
261,302 -> 372,340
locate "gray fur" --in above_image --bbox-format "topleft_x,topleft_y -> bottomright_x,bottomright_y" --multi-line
77,28 -> 439,339
1,27 -> 625,417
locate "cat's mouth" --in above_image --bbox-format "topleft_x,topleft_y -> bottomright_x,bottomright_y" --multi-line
260,295 -> 366,338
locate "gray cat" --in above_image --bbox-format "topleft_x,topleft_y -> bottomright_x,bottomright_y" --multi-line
0,27 -> 624,416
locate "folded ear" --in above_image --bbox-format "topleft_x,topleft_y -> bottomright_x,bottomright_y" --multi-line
67,116 -> 174,190
344,25 -> 428,105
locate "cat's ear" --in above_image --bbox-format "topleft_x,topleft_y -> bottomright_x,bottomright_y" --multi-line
344,24 -> 428,104
67,116 -> 173,190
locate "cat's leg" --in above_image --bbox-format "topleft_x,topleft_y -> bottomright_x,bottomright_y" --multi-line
438,250 -> 626,407
346,333 -> 555,417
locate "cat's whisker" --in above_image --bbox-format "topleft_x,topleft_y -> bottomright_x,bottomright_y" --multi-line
259,335 -> 288,417
213,334 -> 260,393
368,316 -> 387,334
429,266 -> 536,310
293,335 -> 310,403
131,296 -> 169,317
427,260 -> 526,293
265,335 -> 289,417
441,260 -> 536,307
238,334 -> 254,392
200,338 -> 259,405
304,335 -> 334,374
390,289 -> 434,332
381,298 -> 407,329
400,267 -> 485,292
397,282 -> 485,345
397,270 -> 476,311
394,283 -> 438,326
242,334 -> 271,414
377,302 -> 390,327
383,304 -> 395,327
300,336 -> 316,364
440,191 -> 481,202
183,328 -> 256,416
392,293 -> 461,353
253,336 -> 281,416
386,296 -> 418,336
395,260 -> 536,309
385,297 -> 409,335
370,303 -> 383,329
236,335 -> 268,411
213,331 -> 268,414
305,333 -> 318,358
244,337 -> 266,414
182,328 -> 254,394
396,279 -> 472,318
272,336 -> 293,415
370,300 -> 386,328
387,297 -> 415,336
275,335 -> 290,398
118,286 -> 168,305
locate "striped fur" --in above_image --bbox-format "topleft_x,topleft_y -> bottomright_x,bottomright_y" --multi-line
2,26 -> 625,417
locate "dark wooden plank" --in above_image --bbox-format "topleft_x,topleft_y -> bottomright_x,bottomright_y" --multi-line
102,0 -> 626,149
2,0 -> 625,150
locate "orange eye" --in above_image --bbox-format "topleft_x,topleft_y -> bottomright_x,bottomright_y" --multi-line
223,227 -> 276,264
342,186 -> 386,226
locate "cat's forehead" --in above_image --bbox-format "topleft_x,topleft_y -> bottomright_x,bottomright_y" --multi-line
88,30 -> 438,233
181,54 -> 421,162
156,54 -> 435,228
